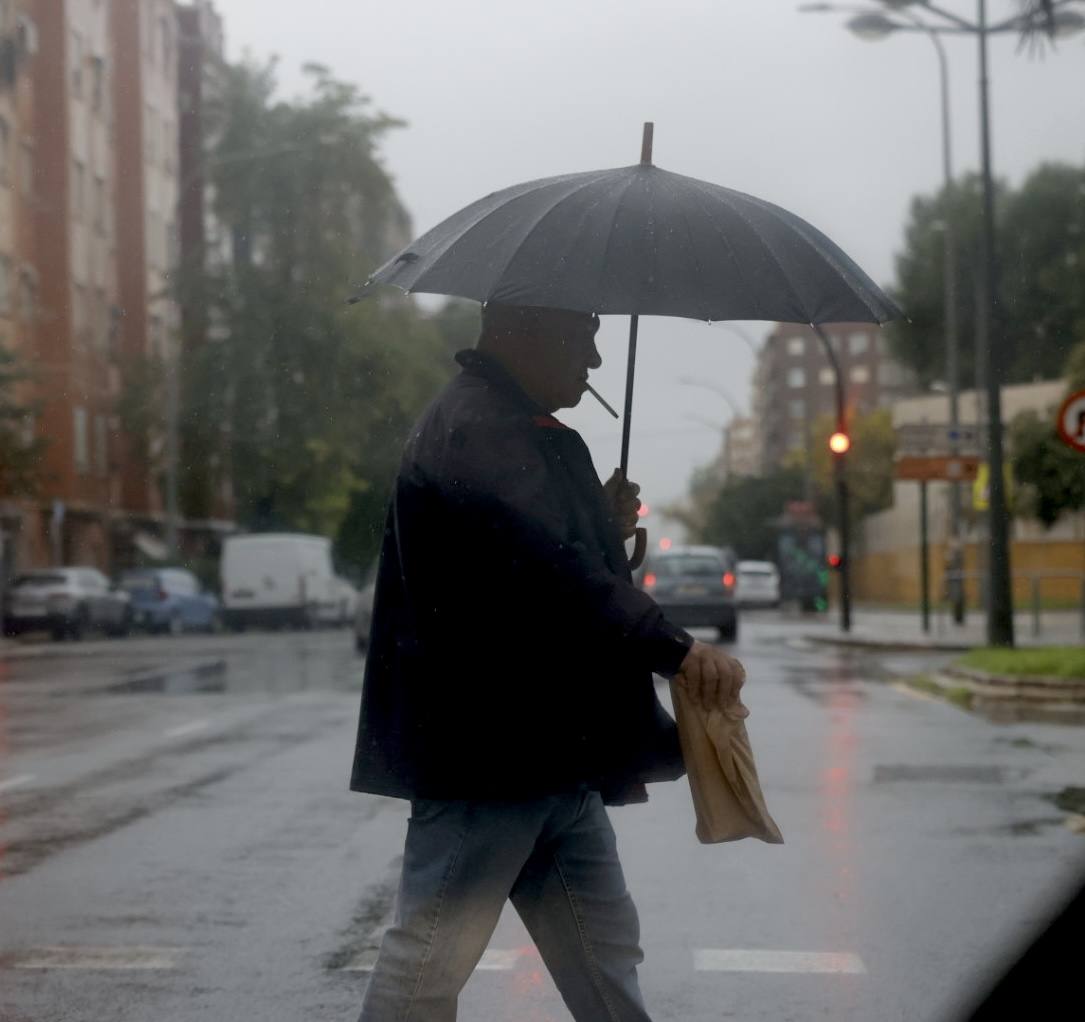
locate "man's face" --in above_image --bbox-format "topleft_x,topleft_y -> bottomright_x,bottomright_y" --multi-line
526,309 -> 602,411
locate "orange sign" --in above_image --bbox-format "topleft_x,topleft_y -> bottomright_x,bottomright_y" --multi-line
894,455 -> 981,482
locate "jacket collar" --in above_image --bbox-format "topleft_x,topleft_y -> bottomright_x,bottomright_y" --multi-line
455,349 -> 549,419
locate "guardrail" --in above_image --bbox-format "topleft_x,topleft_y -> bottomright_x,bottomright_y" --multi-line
943,570 -> 1085,639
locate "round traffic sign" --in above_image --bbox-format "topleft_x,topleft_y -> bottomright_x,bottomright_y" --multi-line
1056,390 -> 1085,453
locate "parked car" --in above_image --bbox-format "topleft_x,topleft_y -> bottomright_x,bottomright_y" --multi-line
117,567 -> 221,635
353,579 -> 376,654
736,560 -> 781,609
3,567 -> 132,641
637,545 -> 739,642
220,533 -> 339,630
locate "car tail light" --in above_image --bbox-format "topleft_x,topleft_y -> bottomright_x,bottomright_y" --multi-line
722,572 -> 735,589
644,573 -> 657,589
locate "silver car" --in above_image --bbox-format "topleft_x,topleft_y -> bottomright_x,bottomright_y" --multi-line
3,567 -> 132,641
638,545 -> 739,642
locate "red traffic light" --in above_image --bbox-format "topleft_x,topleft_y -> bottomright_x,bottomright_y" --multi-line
828,431 -> 851,455
827,553 -> 843,569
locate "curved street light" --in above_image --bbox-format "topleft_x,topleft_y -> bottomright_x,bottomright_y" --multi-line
799,0 -> 1085,646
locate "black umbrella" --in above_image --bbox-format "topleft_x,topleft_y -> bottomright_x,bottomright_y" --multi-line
351,125 -> 901,561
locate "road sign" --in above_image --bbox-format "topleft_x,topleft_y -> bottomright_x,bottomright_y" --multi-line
895,423 -> 987,457
1056,389 -> 1085,453
894,455 -> 981,482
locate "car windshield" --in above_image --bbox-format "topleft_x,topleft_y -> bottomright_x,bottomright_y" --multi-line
118,573 -> 158,593
652,555 -> 722,578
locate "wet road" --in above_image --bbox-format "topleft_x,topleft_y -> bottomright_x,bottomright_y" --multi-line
1,618 -> 1083,1021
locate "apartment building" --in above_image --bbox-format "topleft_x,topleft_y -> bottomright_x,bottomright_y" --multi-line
752,322 -> 917,473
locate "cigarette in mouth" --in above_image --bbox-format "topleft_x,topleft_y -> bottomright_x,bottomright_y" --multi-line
586,382 -> 619,419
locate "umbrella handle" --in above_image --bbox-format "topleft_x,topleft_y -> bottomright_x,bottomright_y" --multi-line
629,527 -> 648,570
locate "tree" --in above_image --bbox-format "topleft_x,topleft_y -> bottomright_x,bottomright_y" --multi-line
0,342 -> 46,496
697,467 -> 806,561
888,162 -> 1085,387
177,60 -> 454,571
1009,338 -> 1085,529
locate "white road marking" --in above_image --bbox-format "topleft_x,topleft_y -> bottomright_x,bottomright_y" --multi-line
0,773 -> 34,794
339,948 -> 526,973
9,946 -> 185,970
694,949 -> 866,974
163,719 -> 209,739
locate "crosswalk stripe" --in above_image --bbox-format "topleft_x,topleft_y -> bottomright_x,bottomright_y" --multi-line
0,773 -> 34,795
693,949 -> 867,974
6,946 -> 185,970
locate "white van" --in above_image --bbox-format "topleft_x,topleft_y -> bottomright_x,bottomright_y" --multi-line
220,533 -> 338,629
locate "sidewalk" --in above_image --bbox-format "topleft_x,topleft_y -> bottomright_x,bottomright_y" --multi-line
800,606 -> 1085,651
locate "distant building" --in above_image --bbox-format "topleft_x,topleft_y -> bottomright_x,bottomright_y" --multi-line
752,322 -> 916,474
722,416 -> 759,480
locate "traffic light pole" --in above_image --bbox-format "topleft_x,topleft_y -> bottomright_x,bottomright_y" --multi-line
814,325 -> 851,633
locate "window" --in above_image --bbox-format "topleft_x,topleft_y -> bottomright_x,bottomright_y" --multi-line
70,30 -> 83,96
19,267 -> 38,321
787,336 -> 805,356
789,398 -> 805,420
818,367 -> 835,386
850,365 -> 870,384
95,288 -> 109,350
90,55 -> 105,111
72,159 -> 85,220
787,367 -> 805,388
145,104 -> 156,163
19,140 -> 32,198
0,117 -> 8,186
850,331 -> 869,355
73,284 -> 88,335
92,175 -> 104,233
94,414 -> 108,475
0,256 -> 10,315
74,406 -> 89,472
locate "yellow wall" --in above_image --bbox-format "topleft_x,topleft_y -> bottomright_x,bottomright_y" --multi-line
850,540 -> 1085,607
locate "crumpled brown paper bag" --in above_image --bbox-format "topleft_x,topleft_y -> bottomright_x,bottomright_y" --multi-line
669,680 -> 784,845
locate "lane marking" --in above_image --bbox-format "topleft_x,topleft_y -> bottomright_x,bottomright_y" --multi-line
163,719 -> 209,739
6,946 -> 185,970
339,948 -> 526,973
694,949 -> 866,974
0,773 -> 34,794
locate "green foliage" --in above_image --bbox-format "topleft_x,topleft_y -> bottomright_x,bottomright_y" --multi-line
960,645 -> 1085,680
698,467 -> 806,560
0,342 -> 45,496
888,162 -> 1085,387
177,59 -> 457,571
1010,407 -> 1085,527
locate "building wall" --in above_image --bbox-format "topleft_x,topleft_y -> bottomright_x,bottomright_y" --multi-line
754,321 -> 915,474
852,380 -> 1084,605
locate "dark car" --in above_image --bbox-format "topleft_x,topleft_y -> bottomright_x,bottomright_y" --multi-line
118,568 -> 221,635
3,567 -> 132,640
637,545 -> 739,642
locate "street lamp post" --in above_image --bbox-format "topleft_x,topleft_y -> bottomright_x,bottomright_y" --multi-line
799,0 -> 1085,647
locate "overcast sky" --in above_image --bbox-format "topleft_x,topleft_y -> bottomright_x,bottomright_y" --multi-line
214,0 -> 1085,541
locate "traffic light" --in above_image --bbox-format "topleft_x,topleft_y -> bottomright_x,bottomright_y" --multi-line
828,430 -> 851,455
827,553 -> 843,570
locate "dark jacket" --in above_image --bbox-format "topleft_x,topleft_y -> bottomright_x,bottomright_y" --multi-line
349,350 -> 693,805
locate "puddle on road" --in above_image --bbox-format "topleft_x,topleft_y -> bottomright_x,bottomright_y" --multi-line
873,764 -> 1006,784
105,660 -> 228,695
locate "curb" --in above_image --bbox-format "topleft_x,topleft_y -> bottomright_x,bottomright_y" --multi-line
940,665 -> 1085,704
801,632 -> 973,653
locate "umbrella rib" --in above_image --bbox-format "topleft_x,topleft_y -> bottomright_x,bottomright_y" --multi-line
593,171 -> 644,312
487,172 -> 626,305
686,178 -> 811,323
682,183 -> 763,322
736,189 -> 896,324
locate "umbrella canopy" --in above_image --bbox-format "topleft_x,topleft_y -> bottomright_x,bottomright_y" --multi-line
352,162 -> 901,325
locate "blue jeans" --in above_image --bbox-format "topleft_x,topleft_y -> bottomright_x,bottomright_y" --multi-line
357,787 -> 653,1022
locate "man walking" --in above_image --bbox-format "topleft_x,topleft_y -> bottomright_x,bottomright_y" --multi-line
350,303 -> 746,1021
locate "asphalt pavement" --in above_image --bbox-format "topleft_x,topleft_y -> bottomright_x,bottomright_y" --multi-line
1,617 -> 1083,1022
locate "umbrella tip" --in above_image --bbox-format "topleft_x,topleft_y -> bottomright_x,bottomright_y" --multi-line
640,122 -> 654,165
